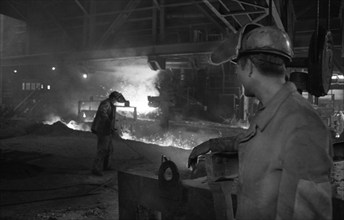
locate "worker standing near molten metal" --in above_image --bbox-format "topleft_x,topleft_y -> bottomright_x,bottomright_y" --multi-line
188,24 -> 333,220
91,91 -> 129,176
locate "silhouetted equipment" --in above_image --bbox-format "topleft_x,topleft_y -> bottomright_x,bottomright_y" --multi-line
307,26 -> 334,97
78,99 -> 137,123
147,96 -> 161,107
118,157 -> 217,220
148,56 -> 166,70
158,157 -> 180,189
307,0 -> 334,97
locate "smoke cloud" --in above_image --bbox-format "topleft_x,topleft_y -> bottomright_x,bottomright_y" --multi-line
51,57 -> 159,120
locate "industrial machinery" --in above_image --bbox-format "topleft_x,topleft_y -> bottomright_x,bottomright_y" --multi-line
118,153 -> 238,220
77,99 -> 137,134
77,100 -> 100,123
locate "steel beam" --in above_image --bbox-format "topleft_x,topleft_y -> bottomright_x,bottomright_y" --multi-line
96,0 -> 142,48
341,8 -> 344,57
82,1 -> 88,47
233,0 -> 266,10
202,0 -> 237,33
74,0 -> 89,16
6,0 -> 27,20
196,4 -> 226,32
217,0 -> 242,26
159,0 -> 165,42
223,10 -> 266,17
152,1 -> 158,43
265,0 -> 285,31
251,12 -> 269,24
1,41 -> 222,66
39,3 -> 75,47
235,0 -> 252,22
153,0 -> 160,10
61,1 -> 203,21
47,13 -> 74,44
0,15 -> 3,105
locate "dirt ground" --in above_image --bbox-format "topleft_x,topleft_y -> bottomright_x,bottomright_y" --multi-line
0,121 -> 192,220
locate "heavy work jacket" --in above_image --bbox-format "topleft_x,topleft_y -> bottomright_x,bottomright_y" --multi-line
91,98 -> 116,135
210,82 -> 333,220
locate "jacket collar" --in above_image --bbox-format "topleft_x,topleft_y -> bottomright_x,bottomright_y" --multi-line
253,82 -> 297,131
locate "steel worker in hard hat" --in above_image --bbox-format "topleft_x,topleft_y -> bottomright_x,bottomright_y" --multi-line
188,24 -> 332,220
91,91 -> 129,176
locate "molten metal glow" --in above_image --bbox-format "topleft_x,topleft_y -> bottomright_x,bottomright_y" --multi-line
42,113 -> 247,150
66,120 -> 90,131
121,129 -> 219,150
111,65 -> 159,115
121,131 -> 196,149
42,115 -> 61,125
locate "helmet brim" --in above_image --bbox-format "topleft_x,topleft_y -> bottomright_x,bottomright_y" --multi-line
209,33 -> 239,65
209,23 -> 263,65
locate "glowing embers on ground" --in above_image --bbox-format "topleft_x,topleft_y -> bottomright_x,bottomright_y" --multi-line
42,113 -> 245,150
121,128 -> 220,150
119,118 -> 249,149
43,115 -> 90,131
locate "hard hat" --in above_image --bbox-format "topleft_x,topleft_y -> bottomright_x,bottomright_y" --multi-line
210,23 -> 294,65
109,91 -> 121,99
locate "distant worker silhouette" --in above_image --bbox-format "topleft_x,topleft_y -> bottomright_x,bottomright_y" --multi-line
91,91 -> 129,176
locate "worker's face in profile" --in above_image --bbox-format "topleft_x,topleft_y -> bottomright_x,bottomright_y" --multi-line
234,58 -> 254,97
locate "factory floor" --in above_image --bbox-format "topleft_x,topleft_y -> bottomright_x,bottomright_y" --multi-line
0,121 -> 191,220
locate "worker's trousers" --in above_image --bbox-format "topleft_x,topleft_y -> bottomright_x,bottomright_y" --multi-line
92,134 -> 113,173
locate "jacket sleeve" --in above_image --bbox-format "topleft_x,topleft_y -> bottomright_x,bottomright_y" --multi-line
209,133 -> 243,152
276,126 -> 333,220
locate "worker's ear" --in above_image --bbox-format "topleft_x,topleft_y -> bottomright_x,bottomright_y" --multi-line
246,58 -> 254,77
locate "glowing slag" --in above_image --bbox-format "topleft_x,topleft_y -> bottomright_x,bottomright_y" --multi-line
43,114 -> 90,131
120,128 -> 221,150
121,131 -> 199,150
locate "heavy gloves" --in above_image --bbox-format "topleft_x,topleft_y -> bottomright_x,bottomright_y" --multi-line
188,140 -> 211,168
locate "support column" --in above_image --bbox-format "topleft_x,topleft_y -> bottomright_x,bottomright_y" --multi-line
26,0 -> 33,54
82,5 -> 88,47
82,0 -> 96,48
152,1 -> 158,43
89,0 -> 96,47
0,15 -> 3,105
341,9 -> 344,58
159,0 -> 165,43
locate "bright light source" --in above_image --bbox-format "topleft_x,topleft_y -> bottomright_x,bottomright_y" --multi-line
51,66 -> 56,71
47,85 -> 51,90
332,75 -> 344,80
82,73 -> 88,79
13,69 -> 17,73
